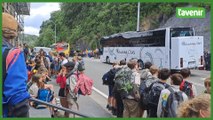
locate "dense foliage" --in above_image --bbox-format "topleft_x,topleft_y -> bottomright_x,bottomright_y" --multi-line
36,2 -> 210,50
21,34 -> 38,47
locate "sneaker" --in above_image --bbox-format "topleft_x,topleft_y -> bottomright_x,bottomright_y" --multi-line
112,108 -> 117,116
106,104 -> 113,110
106,104 -> 109,109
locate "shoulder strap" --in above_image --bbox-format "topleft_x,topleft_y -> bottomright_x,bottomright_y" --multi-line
167,87 -> 184,102
3,48 -> 10,82
167,87 -> 175,94
184,81 -> 194,97
27,81 -> 33,90
180,80 -> 185,90
147,80 -> 158,91
165,83 -> 170,88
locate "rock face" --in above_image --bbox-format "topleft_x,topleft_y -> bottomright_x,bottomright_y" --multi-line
160,12 -> 211,51
140,11 -> 210,51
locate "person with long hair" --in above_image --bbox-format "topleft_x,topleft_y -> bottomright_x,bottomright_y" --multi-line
177,94 -> 211,118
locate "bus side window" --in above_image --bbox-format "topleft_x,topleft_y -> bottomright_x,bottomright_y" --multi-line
185,32 -> 190,36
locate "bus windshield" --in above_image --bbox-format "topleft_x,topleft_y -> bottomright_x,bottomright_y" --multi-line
170,27 -> 194,37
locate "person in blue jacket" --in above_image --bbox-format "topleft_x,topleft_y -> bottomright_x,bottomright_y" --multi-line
2,12 -> 30,117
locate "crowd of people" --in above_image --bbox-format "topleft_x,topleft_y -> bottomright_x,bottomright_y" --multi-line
102,59 -> 211,118
2,12 -> 93,118
25,49 -> 93,118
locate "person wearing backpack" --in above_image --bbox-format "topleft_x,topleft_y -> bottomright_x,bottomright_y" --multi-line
157,73 -> 188,117
147,68 -> 170,117
73,62 -> 94,96
28,73 -> 56,117
56,62 -> 75,117
2,12 -> 30,118
140,62 -> 152,81
180,68 -> 197,99
112,60 -> 127,118
102,62 -> 120,114
122,59 -> 142,118
140,65 -> 159,117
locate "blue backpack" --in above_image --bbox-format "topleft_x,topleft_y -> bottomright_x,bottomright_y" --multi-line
37,89 -> 54,102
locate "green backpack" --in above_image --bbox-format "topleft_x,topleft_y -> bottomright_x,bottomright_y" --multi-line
114,66 -> 135,98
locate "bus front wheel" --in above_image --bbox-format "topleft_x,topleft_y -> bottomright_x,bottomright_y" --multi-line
106,57 -> 110,64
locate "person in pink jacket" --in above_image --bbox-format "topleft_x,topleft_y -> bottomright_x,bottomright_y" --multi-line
73,63 -> 94,96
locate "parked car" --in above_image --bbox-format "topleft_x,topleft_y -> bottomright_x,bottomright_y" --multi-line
33,47 -> 52,55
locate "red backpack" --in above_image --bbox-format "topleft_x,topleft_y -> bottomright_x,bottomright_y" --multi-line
180,80 -> 194,98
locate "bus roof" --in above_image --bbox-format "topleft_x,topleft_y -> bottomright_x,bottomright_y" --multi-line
100,26 -> 194,42
101,31 -> 141,41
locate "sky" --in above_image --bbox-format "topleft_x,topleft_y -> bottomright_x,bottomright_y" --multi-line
24,3 -> 60,36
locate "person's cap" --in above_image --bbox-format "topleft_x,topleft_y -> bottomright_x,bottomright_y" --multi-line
78,63 -> 85,71
64,62 -> 75,68
2,12 -> 18,31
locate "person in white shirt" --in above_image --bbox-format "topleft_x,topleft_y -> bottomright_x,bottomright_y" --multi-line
157,73 -> 188,117
59,52 -> 68,66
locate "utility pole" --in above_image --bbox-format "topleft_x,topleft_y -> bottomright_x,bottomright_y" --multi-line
54,23 -> 56,44
137,2 -> 140,32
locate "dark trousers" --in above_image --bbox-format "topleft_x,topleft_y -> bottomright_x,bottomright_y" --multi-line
115,93 -> 124,118
7,99 -> 29,117
148,106 -> 157,118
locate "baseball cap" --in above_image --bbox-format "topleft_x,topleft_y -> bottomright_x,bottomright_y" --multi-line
64,62 -> 75,68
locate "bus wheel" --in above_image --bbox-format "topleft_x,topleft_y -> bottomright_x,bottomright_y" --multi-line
138,59 -> 144,70
106,56 -> 110,64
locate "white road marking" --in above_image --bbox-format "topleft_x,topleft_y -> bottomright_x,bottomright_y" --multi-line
92,87 -> 108,99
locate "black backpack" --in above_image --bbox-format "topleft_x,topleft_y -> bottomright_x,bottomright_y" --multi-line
161,87 -> 184,117
102,68 -> 117,85
139,77 -> 158,110
148,81 -> 169,107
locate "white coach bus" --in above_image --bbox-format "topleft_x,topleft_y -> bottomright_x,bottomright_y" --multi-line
100,27 -> 204,71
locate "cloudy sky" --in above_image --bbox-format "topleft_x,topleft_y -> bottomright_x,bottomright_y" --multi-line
24,3 -> 60,36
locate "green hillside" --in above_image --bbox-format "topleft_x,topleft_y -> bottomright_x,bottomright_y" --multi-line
20,34 -> 38,47
37,2 -> 210,50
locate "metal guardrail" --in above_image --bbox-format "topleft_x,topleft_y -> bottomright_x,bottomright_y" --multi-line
29,98 -> 90,118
